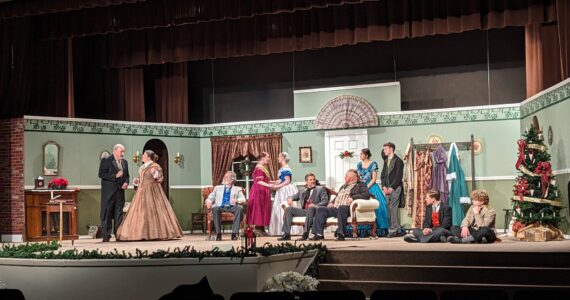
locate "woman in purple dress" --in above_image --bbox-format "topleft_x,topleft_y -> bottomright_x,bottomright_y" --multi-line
247,152 -> 272,236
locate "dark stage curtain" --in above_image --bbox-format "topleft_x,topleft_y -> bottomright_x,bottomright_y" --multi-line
525,0 -> 570,97
0,0 -> 144,19
210,134 -> 281,186
0,19 -> 69,119
144,63 -> 189,124
63,0 -> 557,67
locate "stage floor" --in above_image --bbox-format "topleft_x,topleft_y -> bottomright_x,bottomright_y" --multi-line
43,233 -> 570,254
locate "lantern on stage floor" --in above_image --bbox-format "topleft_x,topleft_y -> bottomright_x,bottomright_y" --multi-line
242,227 -> 256,252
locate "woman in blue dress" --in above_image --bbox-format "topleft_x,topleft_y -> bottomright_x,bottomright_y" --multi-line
356,148 -> 390,236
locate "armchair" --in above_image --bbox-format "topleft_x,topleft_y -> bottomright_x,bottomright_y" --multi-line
202,186 -> 246,238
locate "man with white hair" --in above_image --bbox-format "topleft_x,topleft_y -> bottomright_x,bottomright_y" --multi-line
206,171 -> 246,241
98,144 -> 130,242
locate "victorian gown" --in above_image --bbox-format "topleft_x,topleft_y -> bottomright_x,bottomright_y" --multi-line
357,161 -> 390,236
116,162 -> 183,241
247,165 -> 272,227
268,167 -> 300,236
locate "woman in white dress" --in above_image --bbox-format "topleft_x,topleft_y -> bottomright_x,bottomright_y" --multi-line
268,152 -> 299,236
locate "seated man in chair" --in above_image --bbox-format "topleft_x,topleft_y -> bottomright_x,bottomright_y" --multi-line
205,171 -> 246,241
311,169 -> 371,241
278,172 -> 329,241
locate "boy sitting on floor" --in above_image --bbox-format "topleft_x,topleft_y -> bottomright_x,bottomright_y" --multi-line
448,189 -> 497,244
404,190 -> 452,243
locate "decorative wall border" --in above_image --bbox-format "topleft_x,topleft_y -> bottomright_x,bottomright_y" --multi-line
24,78 -> 570,137
520,78 -> 570,118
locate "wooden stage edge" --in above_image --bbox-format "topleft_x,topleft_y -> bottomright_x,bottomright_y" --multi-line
16,232 -> 570,254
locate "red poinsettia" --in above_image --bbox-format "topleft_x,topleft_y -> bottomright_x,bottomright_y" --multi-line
48,177 -> 69,189
338,150 -> 354,159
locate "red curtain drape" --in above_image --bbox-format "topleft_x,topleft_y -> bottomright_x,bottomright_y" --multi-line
210,134 -> 282,186
0,0 -> 144,19
69,0 -> 556,68
119,68 -> 145,122
525,0 -> 570,97
147,63 -> 189,124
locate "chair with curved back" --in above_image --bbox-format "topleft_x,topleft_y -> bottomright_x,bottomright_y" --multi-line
202,186 -> 247,238
281,186 -> 379,238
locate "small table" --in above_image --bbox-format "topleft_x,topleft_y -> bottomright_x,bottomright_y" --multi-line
45,199 -> 77,246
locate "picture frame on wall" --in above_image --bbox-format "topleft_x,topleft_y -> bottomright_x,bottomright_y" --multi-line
299,146 -> 312,163
43,141 -> 60,176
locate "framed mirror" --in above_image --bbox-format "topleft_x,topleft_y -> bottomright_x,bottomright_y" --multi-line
43,141 -> 60,176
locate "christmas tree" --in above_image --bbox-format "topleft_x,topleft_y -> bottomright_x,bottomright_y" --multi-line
511,122 -> 565,241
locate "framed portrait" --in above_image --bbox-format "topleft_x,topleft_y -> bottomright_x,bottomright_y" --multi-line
299,146 -> 312,163
43,141 -> 60,176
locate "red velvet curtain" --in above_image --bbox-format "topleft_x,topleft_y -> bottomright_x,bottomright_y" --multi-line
146,63 -> 189,124
0,19 -> 70,119
58,0 -> 558,68
119,68 -> 145,122
210,134 -> 282,185
525,0 -> 570,97
0,0 -> 144,18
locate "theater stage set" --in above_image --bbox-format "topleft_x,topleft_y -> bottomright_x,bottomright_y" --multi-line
1,233 -> 570,300
2,1 -> 570,297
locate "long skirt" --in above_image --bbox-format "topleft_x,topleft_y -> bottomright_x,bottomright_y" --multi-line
268,184 -> 300,235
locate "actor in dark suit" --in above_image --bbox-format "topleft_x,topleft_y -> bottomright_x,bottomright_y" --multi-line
405,190 -> 452,243
98,144 -> 129,242
278,172 -> 329,241
311,169 -> 371,241
380,142 -> 405,237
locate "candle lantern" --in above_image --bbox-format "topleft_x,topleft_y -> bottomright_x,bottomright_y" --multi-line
241,227 -> 256,252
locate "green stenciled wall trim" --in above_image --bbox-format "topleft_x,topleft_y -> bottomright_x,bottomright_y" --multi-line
379,106 -> 519,127
520,79 -> 570,118
24,106 -> 518,137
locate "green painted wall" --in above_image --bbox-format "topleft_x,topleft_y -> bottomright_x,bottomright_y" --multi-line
24,132 -> 202,186
293,82 -> 401,117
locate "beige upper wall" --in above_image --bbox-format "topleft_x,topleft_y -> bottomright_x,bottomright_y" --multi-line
293,82 -> 401,118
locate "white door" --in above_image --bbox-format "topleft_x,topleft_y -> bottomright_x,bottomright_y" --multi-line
325,129 -> 368,190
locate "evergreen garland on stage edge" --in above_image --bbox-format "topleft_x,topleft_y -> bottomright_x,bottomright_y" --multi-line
0,241 -> 327,277
511,125 -> 564,227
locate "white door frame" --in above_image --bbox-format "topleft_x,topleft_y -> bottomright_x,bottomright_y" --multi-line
324,129 -> 368,188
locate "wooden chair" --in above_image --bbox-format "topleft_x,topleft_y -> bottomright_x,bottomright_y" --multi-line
281,187 -> 379,238
189,208 -> 206,234
202,186 -> 246,238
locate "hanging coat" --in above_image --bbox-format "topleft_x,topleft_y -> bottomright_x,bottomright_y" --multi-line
412,150 -> 432,228
447,143 -> 468,226
403,143 -> 414,217
431,144 -> 449,204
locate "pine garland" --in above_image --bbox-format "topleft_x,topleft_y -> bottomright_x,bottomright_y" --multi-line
0,241 -> 326,267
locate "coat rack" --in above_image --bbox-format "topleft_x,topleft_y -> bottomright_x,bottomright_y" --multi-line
410,134 -> 476,190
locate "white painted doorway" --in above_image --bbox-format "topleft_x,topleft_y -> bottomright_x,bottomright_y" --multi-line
324,129 -> 368,190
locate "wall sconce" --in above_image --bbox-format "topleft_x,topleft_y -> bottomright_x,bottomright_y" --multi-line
133,151 -> 141,165
174,152 -> 183,166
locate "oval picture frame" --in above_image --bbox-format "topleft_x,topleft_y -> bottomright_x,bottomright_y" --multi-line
43,141 -> 60,176
548,126 -> 553,146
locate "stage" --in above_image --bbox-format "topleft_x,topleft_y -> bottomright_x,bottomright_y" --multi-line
49,232 -> 570,254
2,233 -> 569,299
